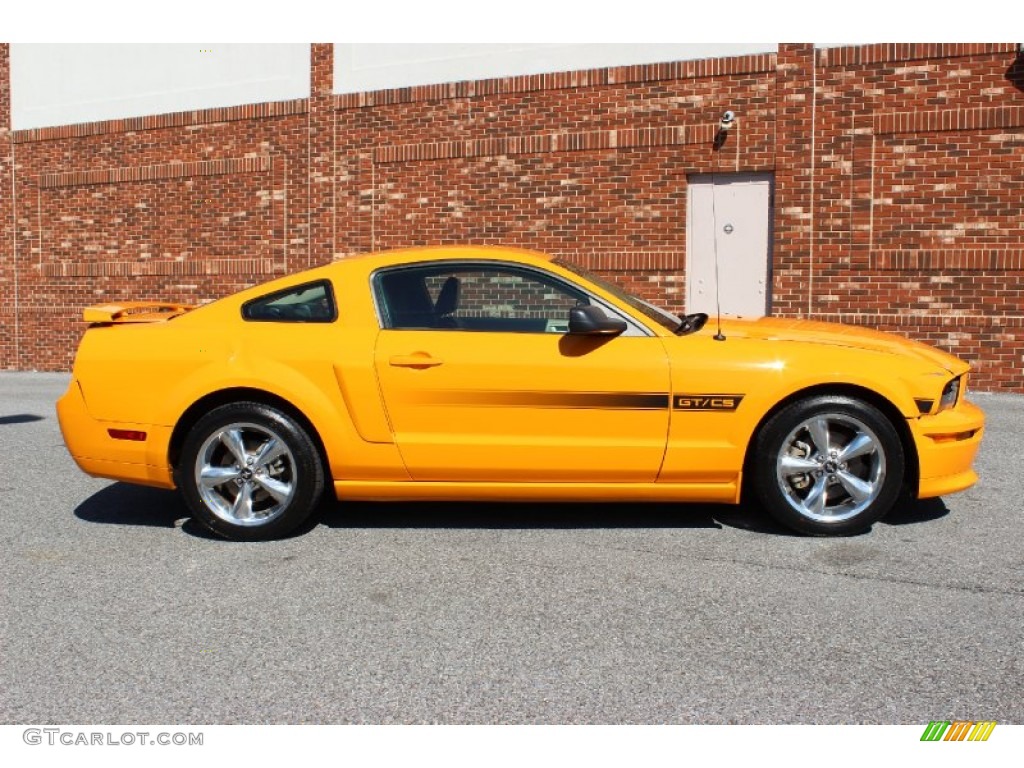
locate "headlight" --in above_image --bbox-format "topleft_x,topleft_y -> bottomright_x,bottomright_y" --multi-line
938,376 -> 962,412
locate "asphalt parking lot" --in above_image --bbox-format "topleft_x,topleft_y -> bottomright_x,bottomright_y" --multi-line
1,372 -> 1021,724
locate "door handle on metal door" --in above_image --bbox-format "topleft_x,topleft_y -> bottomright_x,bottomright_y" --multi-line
389,354 -> 444,368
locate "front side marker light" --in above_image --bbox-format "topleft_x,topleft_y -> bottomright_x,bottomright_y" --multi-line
927,429 -> 979,444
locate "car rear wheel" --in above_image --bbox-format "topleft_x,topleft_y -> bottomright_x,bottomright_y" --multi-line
179,402 -> 324,540
751,395 -> 905,536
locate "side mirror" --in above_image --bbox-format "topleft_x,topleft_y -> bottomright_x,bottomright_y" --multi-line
568,305 -> 627,336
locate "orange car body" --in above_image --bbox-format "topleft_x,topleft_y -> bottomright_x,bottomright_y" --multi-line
57,246 -> 983,513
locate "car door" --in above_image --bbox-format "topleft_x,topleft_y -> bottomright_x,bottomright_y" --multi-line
372,261 -> 672,483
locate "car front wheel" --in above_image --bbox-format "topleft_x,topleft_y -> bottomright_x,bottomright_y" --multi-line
751,395 -> 905,536
179,402 -> 325,540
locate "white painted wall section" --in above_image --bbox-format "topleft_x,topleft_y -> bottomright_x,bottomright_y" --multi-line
334,43 -> 777,93
9,44 -> 310,130
9,44 -> 781,130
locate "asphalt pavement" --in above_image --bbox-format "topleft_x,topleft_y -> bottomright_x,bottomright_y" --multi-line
1,373 -> 1021,724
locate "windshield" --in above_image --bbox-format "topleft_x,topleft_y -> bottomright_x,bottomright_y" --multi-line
552,258 -> 681,333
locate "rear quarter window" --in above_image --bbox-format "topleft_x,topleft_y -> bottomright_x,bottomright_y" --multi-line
242,280 -> 337,323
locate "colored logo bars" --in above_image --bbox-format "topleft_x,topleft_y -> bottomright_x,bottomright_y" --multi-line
921,721 -> 997,742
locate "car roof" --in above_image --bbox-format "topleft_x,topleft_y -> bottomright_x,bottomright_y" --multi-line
342,245 -> 556,269
192,245 -> 561,311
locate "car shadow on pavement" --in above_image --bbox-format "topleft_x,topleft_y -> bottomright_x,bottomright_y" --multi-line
0,413 -> 45,425
74,482 -> 190,529
317,499 -> 735,532
74,482 -> 754,537
74,483 -> 228,540
315,495 -> 825,536
73,482 -> 949,540
880,496 -> 949,526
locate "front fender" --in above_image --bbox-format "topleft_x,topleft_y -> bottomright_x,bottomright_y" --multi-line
660,340 -> 937,484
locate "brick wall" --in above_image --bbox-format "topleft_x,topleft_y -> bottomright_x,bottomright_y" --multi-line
1,43 -> 1022,390
0,45 -> 15,370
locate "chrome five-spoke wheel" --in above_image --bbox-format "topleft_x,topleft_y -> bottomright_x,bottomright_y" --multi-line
775,414 -> 885,524
195,422 -> 297,527
753,396 -> 905,535
180,402 -> 325,540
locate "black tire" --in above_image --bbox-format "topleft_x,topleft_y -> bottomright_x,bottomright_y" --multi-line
751,395 -> 905,536
178,402 -> 324,541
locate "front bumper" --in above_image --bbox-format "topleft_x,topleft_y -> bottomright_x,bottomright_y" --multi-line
56,378 -> 175,489
910,398 -> 985,499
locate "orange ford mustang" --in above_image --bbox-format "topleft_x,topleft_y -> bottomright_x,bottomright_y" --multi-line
57,246 -> 984,540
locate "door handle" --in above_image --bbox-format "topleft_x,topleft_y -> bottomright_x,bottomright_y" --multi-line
389,354 -> 444,368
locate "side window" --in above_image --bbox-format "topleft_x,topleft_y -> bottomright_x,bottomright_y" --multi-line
378,265 -> 589,333
242,281 -> 336,323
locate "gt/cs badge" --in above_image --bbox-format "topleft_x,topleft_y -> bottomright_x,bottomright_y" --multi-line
673,394 -> 744,411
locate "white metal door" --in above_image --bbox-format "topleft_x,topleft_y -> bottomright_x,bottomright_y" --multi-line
686,173 -> 772,318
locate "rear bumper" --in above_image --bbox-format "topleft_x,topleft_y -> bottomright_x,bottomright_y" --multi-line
910,399 -> 984,499
56,379 -> 175,489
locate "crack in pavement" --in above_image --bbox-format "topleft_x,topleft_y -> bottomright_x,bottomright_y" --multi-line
580,541 -> 1024,598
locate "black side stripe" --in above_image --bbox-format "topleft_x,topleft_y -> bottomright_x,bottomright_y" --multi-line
412,391 -> 670,410
410,390 -> 745,411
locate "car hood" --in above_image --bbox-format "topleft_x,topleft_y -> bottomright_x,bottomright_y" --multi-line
712,317 -> 968,375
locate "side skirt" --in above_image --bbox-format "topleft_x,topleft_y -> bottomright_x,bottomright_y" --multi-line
333,478 -> 742,504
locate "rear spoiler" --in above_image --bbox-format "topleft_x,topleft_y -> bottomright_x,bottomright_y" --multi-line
83,302 -> 195,324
